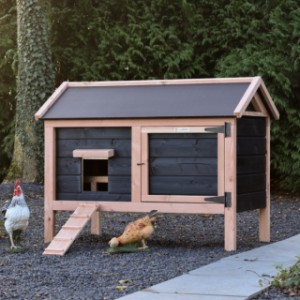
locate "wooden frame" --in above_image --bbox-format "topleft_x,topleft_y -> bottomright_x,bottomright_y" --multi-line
140,126 -> 225,204
73,149 -> 114,159
43,119 -> 231,242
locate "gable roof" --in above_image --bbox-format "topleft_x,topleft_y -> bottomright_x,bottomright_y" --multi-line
35,77 -> 279,120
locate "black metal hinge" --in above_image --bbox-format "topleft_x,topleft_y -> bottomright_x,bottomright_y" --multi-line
204,192 -> 232,207
204,122 -> 231,137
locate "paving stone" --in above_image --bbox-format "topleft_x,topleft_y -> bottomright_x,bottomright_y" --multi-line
116,234 -> 300,300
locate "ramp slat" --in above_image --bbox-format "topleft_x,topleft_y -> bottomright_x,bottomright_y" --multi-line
43,204 -> 98,256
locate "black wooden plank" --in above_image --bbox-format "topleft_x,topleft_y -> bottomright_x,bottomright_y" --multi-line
237,118 -> 266,137
149,176 -> 217,195
57,158 -> 81,175
56,192 -> 131,201
57,175 -> 81,193
237,173 -> 266,194
108,158 -> 131,175
149,138 -> 217,158
245,102 -> 256,112
237,137 -> 266,155
237,191 -> 266,212
57,127 -> 131,139
108,176 -> 131,194
149,157 -> 217,176
57,139 -> 131,157
237,156 -> 266,175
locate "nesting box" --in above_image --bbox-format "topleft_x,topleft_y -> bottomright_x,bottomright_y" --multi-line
35,77 -> 279,254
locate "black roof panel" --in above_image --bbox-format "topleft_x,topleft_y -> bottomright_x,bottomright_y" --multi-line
42,83 -> 250,119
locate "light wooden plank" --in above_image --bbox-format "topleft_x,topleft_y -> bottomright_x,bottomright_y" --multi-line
253,93 -> 268,114
84,176 -> 108,184
234,76 -> 262,118
43,118 -> 234,129
142,195 -> 217,203
141,131 -> 149,199
43,204 -> 98,256
44,123 -> 56,243
131,127 -> 142,203
51,200 -> 225,215
259,80 -> 280,120
55,229 -> 78,240
242,112 -> 268,117
218,133 -> 225,197
142,126 -> 217,134
91,211 -> 102,235
259,117 -> 271,242
224,119 -> 237,251
73,149 -> 114,159
66,77 -> 254,88
35,82 -> 68,120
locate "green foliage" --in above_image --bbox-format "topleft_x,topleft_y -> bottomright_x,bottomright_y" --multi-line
215,0 -> 300,191
272,257 -> 300,296
0,0 -> 17,181
1,0 -> 300,189
49,0 -> 210,82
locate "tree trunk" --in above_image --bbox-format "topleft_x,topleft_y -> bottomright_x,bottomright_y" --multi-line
9,0 -> 54,182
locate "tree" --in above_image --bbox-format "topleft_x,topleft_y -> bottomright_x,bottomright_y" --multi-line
0,1 -> 17,182
8,0 -> 54,182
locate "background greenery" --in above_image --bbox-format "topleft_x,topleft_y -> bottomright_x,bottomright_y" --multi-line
1,0 -> 300,190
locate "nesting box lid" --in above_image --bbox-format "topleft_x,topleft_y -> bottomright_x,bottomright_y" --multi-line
35,77 -> 279,120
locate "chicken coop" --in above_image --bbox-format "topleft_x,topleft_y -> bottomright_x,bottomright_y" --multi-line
35,77 -> 279,255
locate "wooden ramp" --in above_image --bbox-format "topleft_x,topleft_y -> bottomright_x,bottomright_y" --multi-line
43,204 -> 98,256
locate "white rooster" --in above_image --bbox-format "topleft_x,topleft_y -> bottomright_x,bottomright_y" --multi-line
2,180 -> 30,249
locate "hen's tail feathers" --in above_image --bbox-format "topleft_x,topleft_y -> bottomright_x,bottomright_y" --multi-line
148,209 -> 158,219
148,210 -> 158,217
1,200 -> 10,217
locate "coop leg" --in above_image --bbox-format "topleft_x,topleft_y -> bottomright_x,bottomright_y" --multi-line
260,117 -> 271,242
91,211 -> 102,236
224,207 -> 237,251
259,207 -> 270,242
44,209 -> 56,243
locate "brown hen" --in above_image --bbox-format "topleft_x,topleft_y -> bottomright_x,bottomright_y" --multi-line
108,210 -> 157,249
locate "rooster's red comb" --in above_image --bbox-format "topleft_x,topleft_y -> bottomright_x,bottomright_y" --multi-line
14,179 -> 21,188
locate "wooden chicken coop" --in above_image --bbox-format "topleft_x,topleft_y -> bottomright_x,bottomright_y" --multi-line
35,77 -> 279,255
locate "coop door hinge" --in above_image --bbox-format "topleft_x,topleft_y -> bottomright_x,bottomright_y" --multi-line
204,123 -> 231,137
204,192 -> 232,207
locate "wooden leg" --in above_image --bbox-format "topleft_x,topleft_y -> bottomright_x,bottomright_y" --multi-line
91,211 -> 101,235
259,206 -> 270,242
44,209 -> 56,243
224,206 -> 237,251
223,120 -> 237,251
260,117 -> 271,242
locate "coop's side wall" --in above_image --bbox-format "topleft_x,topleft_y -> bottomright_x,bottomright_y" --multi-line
236,117 -> 267,212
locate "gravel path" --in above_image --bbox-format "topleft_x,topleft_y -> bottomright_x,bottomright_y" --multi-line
0,183 -> 299,300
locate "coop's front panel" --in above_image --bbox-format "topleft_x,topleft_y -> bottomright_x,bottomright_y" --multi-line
141,126 -> 225,203
56,127 -> 131,201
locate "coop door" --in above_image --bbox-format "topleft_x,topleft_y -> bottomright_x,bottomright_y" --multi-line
141,126 -> 225,203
